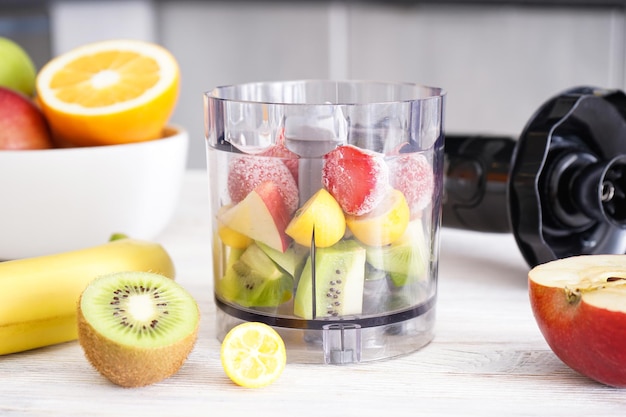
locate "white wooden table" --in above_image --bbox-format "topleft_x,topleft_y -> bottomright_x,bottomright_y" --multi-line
2,170 -> 625,416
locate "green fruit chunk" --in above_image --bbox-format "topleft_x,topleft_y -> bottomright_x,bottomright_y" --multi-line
365,220 -> 429,286
218,243 -> 293,307
0,37 -> 36,97
226,246 -> 246,268
77,271 -> 199,388
294,239 -> 366,319
256,240 -> 309,279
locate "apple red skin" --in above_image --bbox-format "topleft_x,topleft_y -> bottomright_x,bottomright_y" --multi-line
529,279 -> 626,387
0,87 -> 53,150
253,181 -> 292,252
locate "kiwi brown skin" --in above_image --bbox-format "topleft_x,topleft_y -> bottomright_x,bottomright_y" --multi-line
76,272 -> 200,388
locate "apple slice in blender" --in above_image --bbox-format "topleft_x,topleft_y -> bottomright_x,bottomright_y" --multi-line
365,219 -> 429,287
217,181 -> 291,253
294,239 -> 366,319
529,254 -> 626,387
216,205 -> 253,249
218,243 -> 293,308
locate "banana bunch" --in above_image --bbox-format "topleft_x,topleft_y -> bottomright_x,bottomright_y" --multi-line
0,236 -> 175,355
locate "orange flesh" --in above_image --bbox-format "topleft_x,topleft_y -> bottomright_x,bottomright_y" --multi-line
49,51 -> 160,107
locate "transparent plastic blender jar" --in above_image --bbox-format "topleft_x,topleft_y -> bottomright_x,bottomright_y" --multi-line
204,80 -> 445,364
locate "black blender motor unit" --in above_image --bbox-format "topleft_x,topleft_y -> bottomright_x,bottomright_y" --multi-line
443,86 -> 626,267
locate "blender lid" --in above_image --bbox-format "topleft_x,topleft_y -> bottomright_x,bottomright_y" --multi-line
509,86 -> 626,267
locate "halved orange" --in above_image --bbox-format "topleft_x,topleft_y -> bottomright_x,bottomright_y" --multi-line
36,39 -> 179,146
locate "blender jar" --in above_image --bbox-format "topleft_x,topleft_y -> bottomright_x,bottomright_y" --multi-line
204,80 -> 445,364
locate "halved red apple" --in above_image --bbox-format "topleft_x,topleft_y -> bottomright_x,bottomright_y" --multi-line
217,181 -> 291,252
529,254 -> 626,387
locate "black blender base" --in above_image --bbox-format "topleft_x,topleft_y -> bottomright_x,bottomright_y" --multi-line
443,86 -> 626,267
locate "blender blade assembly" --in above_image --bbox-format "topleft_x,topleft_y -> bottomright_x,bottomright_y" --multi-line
443,86 -> 626,267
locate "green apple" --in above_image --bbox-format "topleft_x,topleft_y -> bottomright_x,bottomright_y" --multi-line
0,37 -> 37,97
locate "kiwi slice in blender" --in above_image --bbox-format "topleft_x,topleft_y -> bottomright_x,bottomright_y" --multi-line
77,271 -> 199,388
294,239 -> 366,319
218,243 -> 293,308
365,220 -> 429,286
256,240 -> 309,279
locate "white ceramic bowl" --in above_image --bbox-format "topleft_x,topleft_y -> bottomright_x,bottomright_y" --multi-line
0,126 -> 188,260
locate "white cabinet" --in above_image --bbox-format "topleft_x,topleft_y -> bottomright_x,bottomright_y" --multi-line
347,4 -> 623,139
48,1 -> 625,169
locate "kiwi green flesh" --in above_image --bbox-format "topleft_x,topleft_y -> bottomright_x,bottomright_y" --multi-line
79,271 -> 199,349
256,240 -> 309,279
218,243 -> 293,307
294,239 -> 366,319
365,220 -> 428,287
77,271 -> 199,387
226,246 -> 245,269
239,243 -> 286,279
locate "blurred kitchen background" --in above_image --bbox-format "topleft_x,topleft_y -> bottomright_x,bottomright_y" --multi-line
2,0 -> 624,169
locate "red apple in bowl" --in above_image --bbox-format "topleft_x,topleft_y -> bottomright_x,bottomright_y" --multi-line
529,254 -> 626,387
0,87 -> 53,150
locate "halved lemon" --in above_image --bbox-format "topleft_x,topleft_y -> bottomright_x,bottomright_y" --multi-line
221,322 -> 287,388
36,39 -> 179,146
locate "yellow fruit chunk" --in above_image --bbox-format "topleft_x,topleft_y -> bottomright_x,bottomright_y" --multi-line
221,322 -> 287,388
346,188 -> 410,246
218,224 -> 253,249
285,188 -> 345,248
36,39 -> 179,146
217,205 -> 253,249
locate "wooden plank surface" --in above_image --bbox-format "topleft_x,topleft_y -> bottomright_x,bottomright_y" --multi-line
2,171 -> 625,417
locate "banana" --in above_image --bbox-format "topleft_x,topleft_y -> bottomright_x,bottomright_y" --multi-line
0,236 -> 175,355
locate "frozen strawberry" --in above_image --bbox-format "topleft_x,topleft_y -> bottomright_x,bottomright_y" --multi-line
259,128 -> 299,184
388,152 -> 434,217
322,144 -> 389,216
227,155 -> 299,214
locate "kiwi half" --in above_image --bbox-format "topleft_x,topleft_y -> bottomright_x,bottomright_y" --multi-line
77,271 -> 199,388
